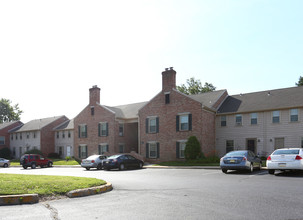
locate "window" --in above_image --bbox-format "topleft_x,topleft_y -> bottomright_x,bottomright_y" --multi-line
176,141 -> 186,159
68,131 -> 71,138
79,125 -> 87,138
98,144 -> 109,155
26,133 -> 29,139
78,145 -> 87,158
221,116 -> 226,127
57,132 -> 59,139
146,142 -> 159,159
235,114 -> 242,125
226,140 -> 234,153
33,132 -> 36,138
251,113 -> 258,125
20,133 -> 22,140
11,134 -> 13,140
146,117 -> 159,133
58,146 -> 63,157
119,123 -> 124,136
290,109 -> 298,122
272,111 -> 280,123
119,144 -> 124,153
91,106 -> 94,116
15,133 -> 18,140
62,131 -> 65,138
0,136 -> 5,145
176,114 -> 192,131
99,122 -> 108,136
165,93 -> 170,104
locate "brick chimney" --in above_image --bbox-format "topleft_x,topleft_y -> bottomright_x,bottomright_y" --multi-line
162,67 -> 176,92
89,85 -> 100,105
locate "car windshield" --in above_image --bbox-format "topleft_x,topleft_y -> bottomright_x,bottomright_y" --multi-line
108,155 -> 121,159
273,149 -> 300,155
225,151 -> 247,157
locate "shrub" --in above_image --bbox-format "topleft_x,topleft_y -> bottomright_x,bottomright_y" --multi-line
0,148 -> 11,159
24,149 -> 44,156
48,152 -> 60,159
184,136 -> 201,160
65,156 -> 71,161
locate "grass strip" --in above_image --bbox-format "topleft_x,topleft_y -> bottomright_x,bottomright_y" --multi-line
0,174 -> 105,196
10,159 -> 80,166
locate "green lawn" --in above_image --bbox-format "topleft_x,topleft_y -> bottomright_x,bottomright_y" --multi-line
0,174 -> 105,196
156,161 -> 220,166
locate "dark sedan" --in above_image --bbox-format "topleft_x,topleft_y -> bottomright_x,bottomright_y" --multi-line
103,154 -> 144,171
220,150 -> 262,173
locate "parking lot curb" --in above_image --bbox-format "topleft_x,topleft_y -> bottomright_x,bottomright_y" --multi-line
0,182 -> 112,206
0,194 -> 39,206
66,182 -> 112,198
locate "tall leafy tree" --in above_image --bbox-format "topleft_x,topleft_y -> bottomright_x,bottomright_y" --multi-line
176,77 -> 216,95
296,76 -> 303,86
0,98 -> 23,123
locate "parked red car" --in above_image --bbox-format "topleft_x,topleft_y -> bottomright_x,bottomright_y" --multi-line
20,154 -> 53,169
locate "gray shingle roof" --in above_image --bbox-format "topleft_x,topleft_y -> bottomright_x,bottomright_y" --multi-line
16,116 -> 66,132
218,86 -> 303,114
105,102 -> 148,119
188,89 -> 227,110
54,119 -> 74,130
0,121 -> 20,130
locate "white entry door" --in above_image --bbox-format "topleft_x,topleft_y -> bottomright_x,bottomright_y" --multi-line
67,146 -> 71,157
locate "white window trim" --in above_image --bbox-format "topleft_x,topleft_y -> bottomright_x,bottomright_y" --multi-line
99,122 -> 107,136
178,140 -> 187,159
235,114 -> 242,126
179,114 -> 189,131
148,142 -> 158,159
148,117 -> 157,133
290,109 -> 299,122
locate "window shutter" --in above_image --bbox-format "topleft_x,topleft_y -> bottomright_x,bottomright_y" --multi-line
157,143 -> 160,158
146,118 -> 149,133
156,117 -> 159,133
98,145 -> 101,155
78,146 -> 81,158
189,114 -> 192,131
85,145 -> 88,158
85,125 -> 88,138
106,145 -> 109,152
106,123 -> 109,136
98,123 -> 100,137
176,142 -> 180,159
146,143 -> 149,158
176,115 -> 180,131
78,126 -> 80,138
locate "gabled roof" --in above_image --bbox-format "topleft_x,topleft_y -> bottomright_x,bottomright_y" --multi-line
106,102 -> 148,119
15,116 -> 66,132
0,121 -> 21,130
218,86 -> 303,114
188,89 -> 227,110
54,118 -> 74,131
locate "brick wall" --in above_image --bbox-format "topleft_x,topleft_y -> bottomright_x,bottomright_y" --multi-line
139,89 -> 216,162
0,121 -> 23,151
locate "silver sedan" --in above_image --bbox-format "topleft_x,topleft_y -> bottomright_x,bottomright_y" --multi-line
81,155 -> 107,170
0,158 -> 10,168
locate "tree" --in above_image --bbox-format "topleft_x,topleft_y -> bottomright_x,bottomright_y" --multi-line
296,76 -> 303,86
176,77 -> 216,95
184,136 -> 201,160
0,98 -> 23,123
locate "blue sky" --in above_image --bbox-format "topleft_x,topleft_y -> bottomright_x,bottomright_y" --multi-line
1,0 -> 303,123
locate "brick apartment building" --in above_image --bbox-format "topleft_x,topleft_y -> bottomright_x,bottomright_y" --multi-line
10,116 -> 69,158
74,86 -> 146,159
0,121 -> 23,151
138,68 -> 228,162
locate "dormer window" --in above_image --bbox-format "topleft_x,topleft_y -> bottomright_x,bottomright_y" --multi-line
91,106 -> 95,116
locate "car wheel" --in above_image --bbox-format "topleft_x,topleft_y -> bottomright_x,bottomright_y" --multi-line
97,163 -> 102,170
249,163 -> 253,173
47,162 -> 53,167
86,167 -> 90,170
3,163 -> 8,168
31,163 -> 36,169
23,165 -> 28,169
268,169 -> 275,175
259,162 -> 262,170
119,163 -> 125,171
222,169 -> 228,174
138,162 -> 143,169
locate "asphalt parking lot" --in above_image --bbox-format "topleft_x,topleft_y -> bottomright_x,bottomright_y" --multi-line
1,167 -> 303,220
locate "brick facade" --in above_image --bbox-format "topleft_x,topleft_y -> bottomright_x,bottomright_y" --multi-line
138,68 -> 217,162
0,121 -> 23,151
